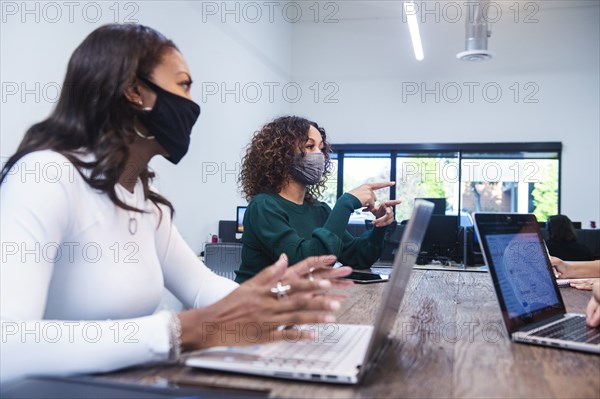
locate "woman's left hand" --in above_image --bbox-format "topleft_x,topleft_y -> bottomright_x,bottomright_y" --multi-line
570,279 -> 598,291
366,200 -> 401,228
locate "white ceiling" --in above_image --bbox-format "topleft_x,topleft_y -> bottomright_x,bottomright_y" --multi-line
292,0 -> 600,80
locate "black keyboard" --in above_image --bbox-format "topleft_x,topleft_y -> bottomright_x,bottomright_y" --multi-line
533,315 -> 600,344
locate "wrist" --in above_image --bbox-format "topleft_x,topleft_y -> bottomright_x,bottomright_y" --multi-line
340,192 -> 362,209
177,309 -> 201,352
178,307 -> 220,352
168,312 -> 182,362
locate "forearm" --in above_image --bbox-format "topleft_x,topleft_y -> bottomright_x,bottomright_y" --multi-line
338,229 -> 385,269
322,193 -> 361,238
569,260 -> 600,278
369,226 -> 387,245
280,232 -> 344,266
0,312 -> 172,384
156,219 -> 239,308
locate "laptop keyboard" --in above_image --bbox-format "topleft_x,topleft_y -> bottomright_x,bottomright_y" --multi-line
252,324 -> 372,370
532,315 -> 600,344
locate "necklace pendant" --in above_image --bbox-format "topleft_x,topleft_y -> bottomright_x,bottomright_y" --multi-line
128,217 -> 138,235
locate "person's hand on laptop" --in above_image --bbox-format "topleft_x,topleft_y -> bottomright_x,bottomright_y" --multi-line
586,282 -> 600,328
551,257 -> 600,279
551,256 -> 575,278
569,278 -> 599,291
177,254 -> 351,351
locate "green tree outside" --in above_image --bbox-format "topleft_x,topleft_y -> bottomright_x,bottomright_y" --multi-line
531,161 -> 559,221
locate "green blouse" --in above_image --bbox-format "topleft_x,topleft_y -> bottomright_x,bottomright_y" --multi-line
235,192 -> 386,283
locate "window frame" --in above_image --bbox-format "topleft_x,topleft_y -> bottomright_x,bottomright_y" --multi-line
330,142 -> 562,216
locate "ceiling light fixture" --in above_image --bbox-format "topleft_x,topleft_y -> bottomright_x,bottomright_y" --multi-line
404,1 -> 424,61
456,0 -> 493,61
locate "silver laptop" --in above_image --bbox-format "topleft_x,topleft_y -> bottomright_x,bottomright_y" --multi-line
185,200 -> 434,384
473,213 -> 600,354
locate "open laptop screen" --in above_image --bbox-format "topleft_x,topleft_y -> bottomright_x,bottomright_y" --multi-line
360,200 -> 433,377
474,213 -> 566,332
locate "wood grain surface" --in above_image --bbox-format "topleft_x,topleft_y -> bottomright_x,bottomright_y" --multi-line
99,270 -> 600,398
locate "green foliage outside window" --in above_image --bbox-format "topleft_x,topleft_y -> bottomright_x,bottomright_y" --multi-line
531,162 -> 559,222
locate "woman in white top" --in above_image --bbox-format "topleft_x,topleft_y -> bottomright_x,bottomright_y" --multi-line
0,23 -> 351,383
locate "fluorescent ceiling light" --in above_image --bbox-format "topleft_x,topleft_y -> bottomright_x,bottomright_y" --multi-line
404,1 -> 424,61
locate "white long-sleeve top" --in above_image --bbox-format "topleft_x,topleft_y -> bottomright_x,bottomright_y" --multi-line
0,150 -> 239,383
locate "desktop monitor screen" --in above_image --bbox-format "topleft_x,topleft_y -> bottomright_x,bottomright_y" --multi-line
415,198 -> 446,215
236,206 -> 247,233
420,215 -> 459,260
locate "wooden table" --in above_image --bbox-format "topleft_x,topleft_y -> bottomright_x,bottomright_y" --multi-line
101,270 -> 600,398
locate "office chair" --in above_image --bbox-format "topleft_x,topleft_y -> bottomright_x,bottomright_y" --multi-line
203,243 -> 242,281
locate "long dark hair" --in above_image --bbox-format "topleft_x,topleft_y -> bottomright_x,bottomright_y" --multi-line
0,24 -> 176,216
239,115 -> 332,203
547,214 -> 578,242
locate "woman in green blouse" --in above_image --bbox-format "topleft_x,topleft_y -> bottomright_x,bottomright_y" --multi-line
235,116 -> 400,283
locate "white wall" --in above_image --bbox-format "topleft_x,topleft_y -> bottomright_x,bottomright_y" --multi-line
290,1 -> 600,225
2,1 -> 599,255
1,1 -> 293,254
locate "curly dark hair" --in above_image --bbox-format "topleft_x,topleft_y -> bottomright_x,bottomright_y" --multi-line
0,24 -> 177,218
240,116 -> 332,203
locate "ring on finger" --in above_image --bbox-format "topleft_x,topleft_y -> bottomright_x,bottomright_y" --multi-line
270,281 -> 291,299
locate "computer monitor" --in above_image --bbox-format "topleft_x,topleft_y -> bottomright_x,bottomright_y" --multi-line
415,198 -> 446,215
456,226 -> 484,266
236,206 -> 247,234
418,215 -> 459,263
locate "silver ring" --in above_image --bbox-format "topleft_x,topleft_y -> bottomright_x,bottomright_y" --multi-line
308,267 -> 316,282
270,281 -> 291,299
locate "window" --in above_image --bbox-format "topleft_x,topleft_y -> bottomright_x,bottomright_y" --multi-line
343,153 -> 390,223
326,143 -> 561,223
460,154 -> 559,221
395,152 -> 459,221
322,156 -> 338,209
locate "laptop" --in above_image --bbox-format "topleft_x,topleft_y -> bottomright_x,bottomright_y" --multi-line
473,213 -> 600,354
185,200 -> 434,384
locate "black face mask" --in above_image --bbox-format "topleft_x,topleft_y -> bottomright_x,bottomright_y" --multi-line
138,77 -> 201,164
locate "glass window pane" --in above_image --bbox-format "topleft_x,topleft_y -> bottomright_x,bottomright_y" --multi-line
343,155 -> 391,223
460,158 -> 559,222
462,151 -> 559,160
395,154 -> 459,221
321,158 -> 338,209
326,146 -> 560,227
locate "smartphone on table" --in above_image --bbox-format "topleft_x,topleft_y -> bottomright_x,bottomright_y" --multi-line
342,271 -> 389,284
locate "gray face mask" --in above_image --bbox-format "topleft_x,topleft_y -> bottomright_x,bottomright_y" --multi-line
290,152 -> 325,185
